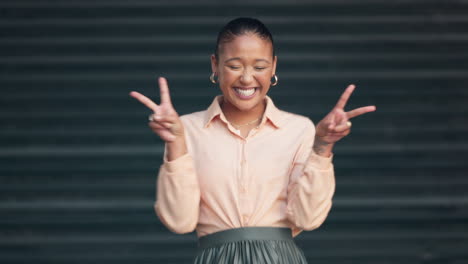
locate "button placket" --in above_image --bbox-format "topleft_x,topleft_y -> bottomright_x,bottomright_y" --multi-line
240,140 -> 247,186
239,139 -> 250,225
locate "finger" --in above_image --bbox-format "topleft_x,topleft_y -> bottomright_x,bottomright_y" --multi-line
326,115 -> 336,130
149,121 -> 167,130
155,128 -> 176,141
149,117 -> 173,127
129,91 -> 159,112
330,121 -> 352,133
329,128 -> 351,137
330,129 -> 351,137
347,105 -> 376,119
159,77 -> 173,107
334,84 -> 355,110
325,132 -> 351,140
159,121 -> 173,129
152,113 -> 177,124
328,131 -> 350,136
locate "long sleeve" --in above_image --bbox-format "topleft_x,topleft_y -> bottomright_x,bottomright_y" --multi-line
153,145 -> 201,234
286,120 -> 336,233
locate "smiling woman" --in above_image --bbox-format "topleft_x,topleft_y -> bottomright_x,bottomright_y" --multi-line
210,18 -> 278,139
129,17 -> 376,264
211,32 -> 277,137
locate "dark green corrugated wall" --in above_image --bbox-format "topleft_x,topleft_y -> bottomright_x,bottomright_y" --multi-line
1,0 -> 468,263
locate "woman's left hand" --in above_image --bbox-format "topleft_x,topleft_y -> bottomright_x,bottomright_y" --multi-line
315,84 -> 376,144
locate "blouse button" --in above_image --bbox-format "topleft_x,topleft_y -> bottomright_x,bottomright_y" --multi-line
242,215 -> 249,223
240,185 -> 247,193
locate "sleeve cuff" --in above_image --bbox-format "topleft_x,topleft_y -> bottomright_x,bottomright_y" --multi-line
163,152 -> 193,173
307,151 -> 334,170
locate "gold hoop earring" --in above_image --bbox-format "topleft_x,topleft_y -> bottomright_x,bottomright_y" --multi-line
210,72 -> 218,84
271,74 -> 278,86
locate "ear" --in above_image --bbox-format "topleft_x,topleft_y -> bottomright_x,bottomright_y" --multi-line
272,55 -> 278,76
210,54 -> 218,74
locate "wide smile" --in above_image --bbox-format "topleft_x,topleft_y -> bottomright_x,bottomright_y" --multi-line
233,87 -> 258,100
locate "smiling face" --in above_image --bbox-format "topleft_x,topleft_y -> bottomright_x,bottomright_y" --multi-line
211,33 -> 277,113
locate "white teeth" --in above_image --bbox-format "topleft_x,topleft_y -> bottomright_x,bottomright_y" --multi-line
234,88 -> 255,97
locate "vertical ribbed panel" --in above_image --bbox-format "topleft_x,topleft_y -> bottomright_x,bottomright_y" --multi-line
1,1 -> 467,263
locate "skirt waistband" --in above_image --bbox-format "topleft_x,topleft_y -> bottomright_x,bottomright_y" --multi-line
197,227 -> 293,249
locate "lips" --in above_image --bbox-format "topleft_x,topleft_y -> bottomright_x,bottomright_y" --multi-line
233,87 -> 257,99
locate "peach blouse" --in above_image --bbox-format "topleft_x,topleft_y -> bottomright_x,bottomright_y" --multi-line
154,95 -> 336,238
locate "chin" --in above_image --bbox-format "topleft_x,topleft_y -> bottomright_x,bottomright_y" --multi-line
232,95 -> 265,112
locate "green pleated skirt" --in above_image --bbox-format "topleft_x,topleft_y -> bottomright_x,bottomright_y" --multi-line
194,227 -> 308,264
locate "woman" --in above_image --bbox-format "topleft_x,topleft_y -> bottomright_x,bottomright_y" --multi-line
130,17 -> 376,263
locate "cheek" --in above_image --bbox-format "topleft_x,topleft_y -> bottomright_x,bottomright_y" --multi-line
256,73 -> 272,85
220,70 -> 238,83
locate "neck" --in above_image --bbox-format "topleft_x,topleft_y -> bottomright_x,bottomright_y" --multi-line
221,98 -> 266,126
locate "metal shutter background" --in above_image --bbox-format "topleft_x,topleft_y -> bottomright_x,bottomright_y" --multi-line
1,0 -> 467,263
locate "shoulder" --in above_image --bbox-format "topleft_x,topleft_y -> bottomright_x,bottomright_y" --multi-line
278,109 -> 316,133
177,111 -> 208,151
179,110 -> 207,129
267,95 -> 315,130
275,110 -> 318,153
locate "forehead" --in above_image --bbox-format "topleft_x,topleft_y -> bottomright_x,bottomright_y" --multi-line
218,33 -> 273,60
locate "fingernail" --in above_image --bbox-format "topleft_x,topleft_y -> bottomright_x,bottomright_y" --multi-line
347,121 -> 352,127
155,115 -> 161,120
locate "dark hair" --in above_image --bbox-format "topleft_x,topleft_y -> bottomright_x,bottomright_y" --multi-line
215,17 -> 275,59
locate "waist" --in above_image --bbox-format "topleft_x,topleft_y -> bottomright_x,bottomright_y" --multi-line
197,227 -> 293,249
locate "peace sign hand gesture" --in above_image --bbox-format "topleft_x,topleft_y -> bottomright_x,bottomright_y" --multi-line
315,84 -> 376,145
129,77 -> 184,143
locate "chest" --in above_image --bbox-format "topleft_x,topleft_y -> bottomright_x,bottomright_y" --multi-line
187,127 -> 302,195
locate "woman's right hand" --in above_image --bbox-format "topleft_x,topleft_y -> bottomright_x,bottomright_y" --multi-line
129,77 -> 184,143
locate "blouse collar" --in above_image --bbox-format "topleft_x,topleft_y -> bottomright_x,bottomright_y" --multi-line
204,95 -> 283,129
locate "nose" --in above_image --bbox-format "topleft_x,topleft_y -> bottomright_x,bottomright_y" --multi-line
240,69 -> 254,84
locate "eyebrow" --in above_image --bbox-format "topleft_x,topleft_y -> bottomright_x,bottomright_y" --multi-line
224,57 -> 271,64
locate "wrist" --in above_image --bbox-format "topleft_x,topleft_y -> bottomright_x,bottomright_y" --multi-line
166,135 -> 188,161
313,136 -> 334,157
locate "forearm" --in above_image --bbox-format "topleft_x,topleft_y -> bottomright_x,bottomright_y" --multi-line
313,136 -> 334,158
155,145 -> 200,234
286,152 -> 335,231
